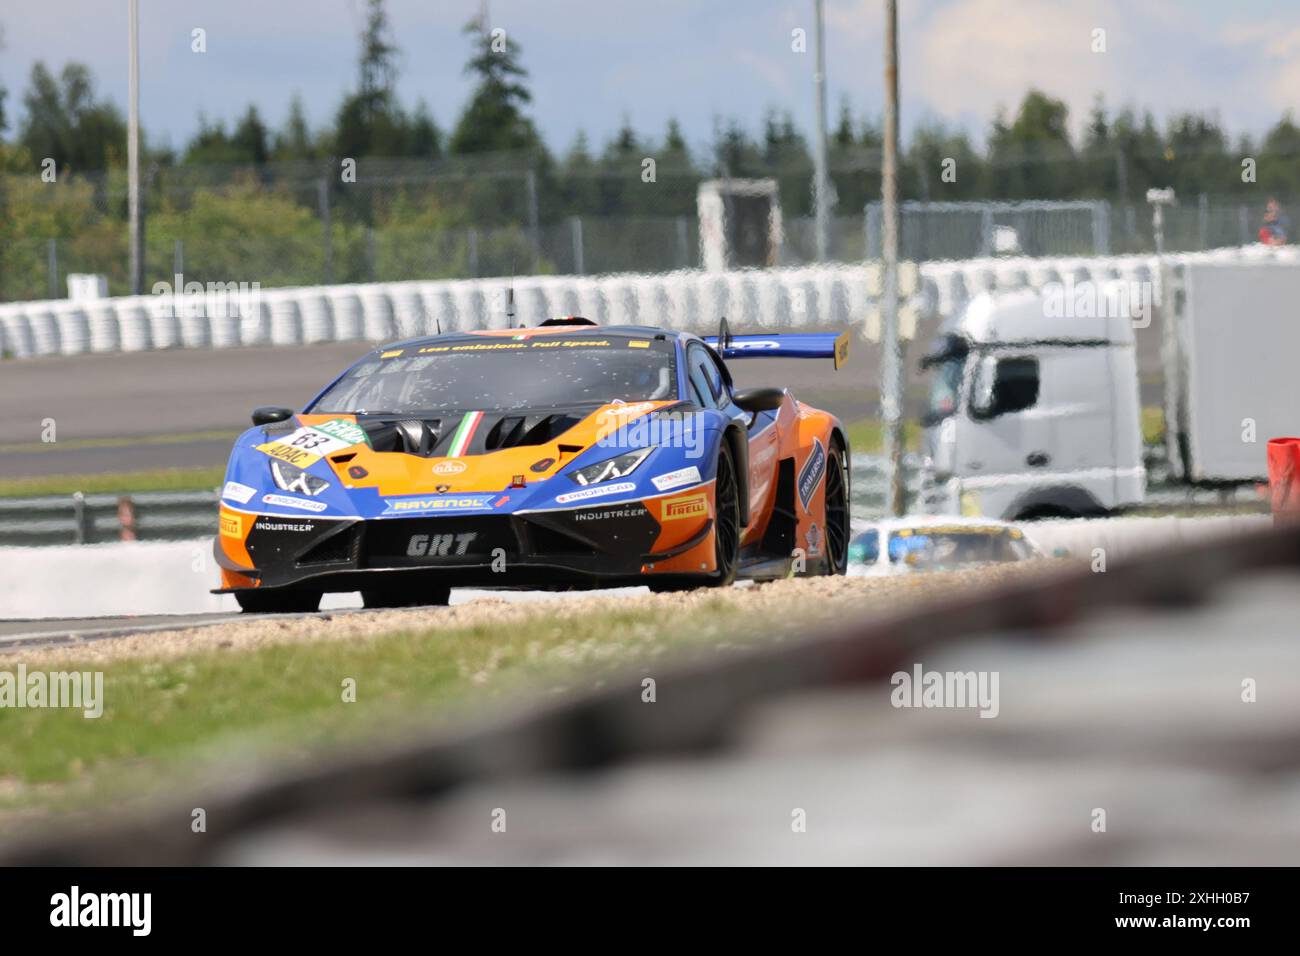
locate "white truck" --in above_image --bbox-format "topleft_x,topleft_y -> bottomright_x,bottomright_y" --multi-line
917,258 -> 1300,520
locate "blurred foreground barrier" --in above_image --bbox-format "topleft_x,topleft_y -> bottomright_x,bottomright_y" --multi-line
4,520 -> 1299,864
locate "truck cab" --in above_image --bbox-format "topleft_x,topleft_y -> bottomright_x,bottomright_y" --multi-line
918,289 -> 1145,520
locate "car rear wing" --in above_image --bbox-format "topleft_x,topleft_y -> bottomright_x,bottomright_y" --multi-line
704,323 -> 850,370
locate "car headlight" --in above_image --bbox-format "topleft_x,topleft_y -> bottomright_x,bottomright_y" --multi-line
270,459 -> 330,497
569,448 -> 652,486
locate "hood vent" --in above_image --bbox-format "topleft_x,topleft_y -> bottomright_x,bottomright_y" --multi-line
484,413 -> 584,452
360,418 -> 444,457
355,410 -> 584,457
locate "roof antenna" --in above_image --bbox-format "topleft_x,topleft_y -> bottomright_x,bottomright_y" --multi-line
718,316 -> 732,351
507,263 -> 516,328
435,315 -> 442,334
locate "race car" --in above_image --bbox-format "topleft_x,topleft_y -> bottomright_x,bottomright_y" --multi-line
213,317 -> 851,612
847,516 -> 1043,576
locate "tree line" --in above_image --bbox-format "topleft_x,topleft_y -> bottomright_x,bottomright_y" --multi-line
2,1 -> 1299,301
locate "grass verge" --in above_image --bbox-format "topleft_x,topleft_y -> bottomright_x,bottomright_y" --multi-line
0,568 -> 1040,824
0,592 -> 767,821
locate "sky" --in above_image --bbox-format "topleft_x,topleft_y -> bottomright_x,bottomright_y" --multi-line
2,0 -> 1299,156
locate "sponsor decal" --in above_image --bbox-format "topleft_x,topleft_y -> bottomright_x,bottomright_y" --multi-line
806,522 -> 822,556
256,440 -> 320,468
573,505 -> 649,521
833,330 -> 850,370
731,339 -> 780,350
602,401 -> 656,416
651,465 -> 702,492
661,491 -> 708,522
433,459 -> 468,476
627,340 -> 650,348
347,465 -> 369,480
275,424 -> 359,458
381,349 -> 403,358
530,457 -> 556,473
797,438 -> 827,511
382,494 -> 496,515
407,532 -> 479,557
447,411 -> 484,457
222,481 -> 256,504
220,514 -> 242,538
312,417 -> 369,447
262,493 -> 328,513
554,481 -> 638,505
252,519 -> 315,532
494,495 -> 510,507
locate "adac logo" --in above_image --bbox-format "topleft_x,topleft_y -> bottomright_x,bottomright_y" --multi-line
433,460 -> 468,476
661,491 -> 708,522
220,514 -> 242,538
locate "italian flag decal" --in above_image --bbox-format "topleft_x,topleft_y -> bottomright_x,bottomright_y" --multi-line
447,411 -> 484,456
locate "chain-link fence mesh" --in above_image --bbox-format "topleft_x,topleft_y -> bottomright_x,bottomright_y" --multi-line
0,156 -> 1293,302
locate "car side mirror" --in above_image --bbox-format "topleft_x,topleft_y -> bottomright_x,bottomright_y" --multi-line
252,406 -> 294,426
732,387 -> 785,413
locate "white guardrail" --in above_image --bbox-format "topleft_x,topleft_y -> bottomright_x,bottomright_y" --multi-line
3,246 -> 1299,358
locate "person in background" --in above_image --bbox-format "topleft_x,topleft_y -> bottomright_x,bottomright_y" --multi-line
1259,197 -> 1291,245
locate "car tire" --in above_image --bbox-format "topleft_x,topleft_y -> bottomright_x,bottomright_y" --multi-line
648,441 -> 741,593
234,588 -> 322,614
822,441 -> 850,575
708,439 -> 741,587
361,584 -> 451,609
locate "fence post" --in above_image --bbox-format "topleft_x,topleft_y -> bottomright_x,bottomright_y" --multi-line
467,228 -> 479,278
72,491 -> 89,545
864,203 -> 880,259
1239,205 -> 1249,246
979,207 -> 994,257
47,238 -> 58,299
570,216 -> 585,276
1093,201 -> 1111,255
366,227 -> 377,281
525,169 -> 541,273
173,238 -> 184,279
318,176 -> 333,284
1198,193 -> 1209,250
676,216 -> 690,268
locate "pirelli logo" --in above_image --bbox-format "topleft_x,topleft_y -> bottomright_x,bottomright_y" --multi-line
220,513 -> 242,538
661,491 -> 708,522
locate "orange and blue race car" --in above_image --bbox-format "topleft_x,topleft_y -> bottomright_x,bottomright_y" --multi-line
213,317 -> 851,612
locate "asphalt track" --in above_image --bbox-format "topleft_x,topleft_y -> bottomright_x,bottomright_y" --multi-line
0,585 -> 651,651
0,344 -> 889,478
0,334 -> 1165,479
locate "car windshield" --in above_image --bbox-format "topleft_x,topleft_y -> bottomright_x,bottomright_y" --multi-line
310,337 -> 678,414
887,527 -> 1034,569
